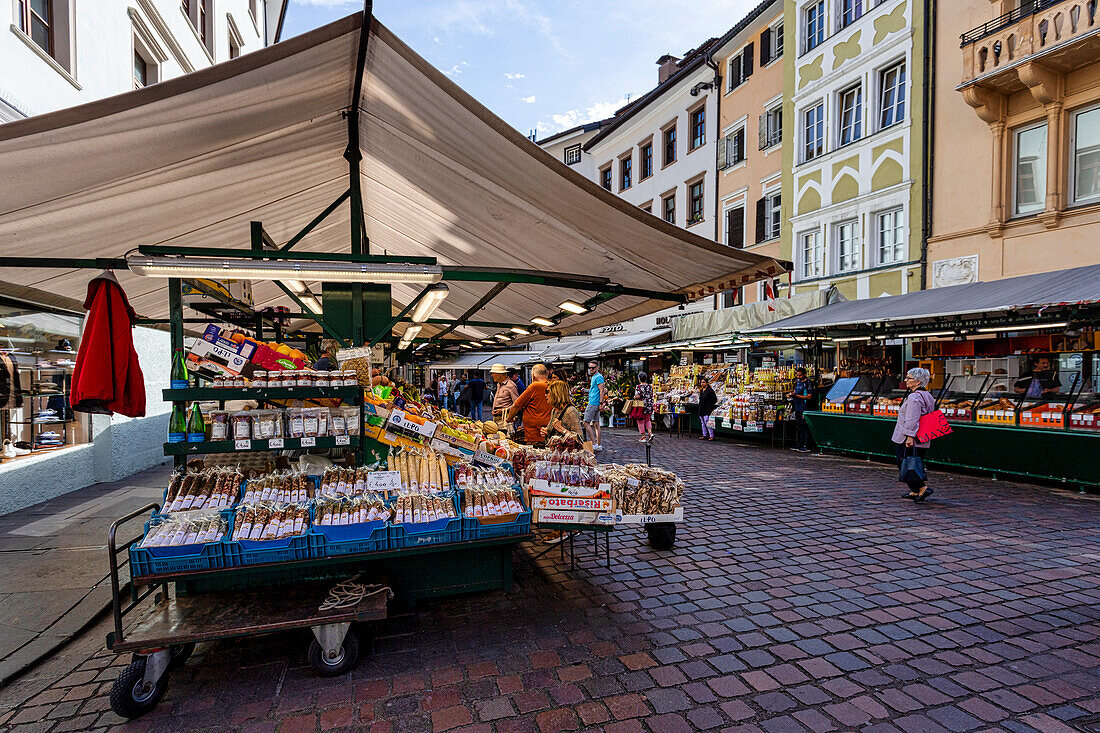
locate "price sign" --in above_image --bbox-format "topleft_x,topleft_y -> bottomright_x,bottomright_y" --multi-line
473,449 -> 504,467
367,471 -> 402,494
334,435 -> 350,446
234,439 -> 251,451
301,436 -> 316,448
269,438 -> 284,449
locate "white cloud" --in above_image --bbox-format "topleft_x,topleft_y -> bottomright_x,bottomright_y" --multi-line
520,95 -> 536,103
291,0 -> 360,7
429,1 -> 567,57
505,73 -> 525,80
536,96 -> 630,135
442,64 -> 465,77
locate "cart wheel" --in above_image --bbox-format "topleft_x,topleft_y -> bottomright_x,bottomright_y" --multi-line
168,643 -> 195,669
308,629 -> 359,677
109,657 -> 168,719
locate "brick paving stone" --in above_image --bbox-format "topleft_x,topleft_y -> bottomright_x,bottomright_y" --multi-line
3,432 -> 1098,733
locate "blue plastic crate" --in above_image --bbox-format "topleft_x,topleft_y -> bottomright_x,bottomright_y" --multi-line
309,520 -> 390,557
460,486 -> 531,541
130,518 -> 225,576
222,509 -> 314,567
388,493 -> 463,548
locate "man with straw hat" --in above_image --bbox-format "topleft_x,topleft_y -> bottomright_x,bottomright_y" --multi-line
490,363 -> 519,433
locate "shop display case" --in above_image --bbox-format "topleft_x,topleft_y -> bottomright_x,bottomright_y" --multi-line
975,382 -> 1020,426
871,378 -> 906,417
1017,374 -> 1080,429
845,377 -> 884,415
942,356 -> 1019,397
1068,391 -> 1100,431
937,374 -> 990,423
821,377 -> 857,414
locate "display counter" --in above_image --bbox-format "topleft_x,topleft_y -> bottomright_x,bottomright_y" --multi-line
804,411 -> 1099,488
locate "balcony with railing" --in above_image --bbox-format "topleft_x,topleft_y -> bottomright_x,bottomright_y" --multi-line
960,0 -> 1100,88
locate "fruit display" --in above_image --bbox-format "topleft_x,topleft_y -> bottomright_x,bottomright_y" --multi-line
391,494 -> 458,524
240,472 -> 315,504
230,503 -> 310,541
314,494 -> 390,525
600,464 -> 684,516
140,511 -> 228,547
163,468 -> 244,512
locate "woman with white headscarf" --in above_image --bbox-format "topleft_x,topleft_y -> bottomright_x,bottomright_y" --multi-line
892,367 -> 935,501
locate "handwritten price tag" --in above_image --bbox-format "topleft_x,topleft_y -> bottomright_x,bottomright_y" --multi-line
367,471 -> 402,494
300,436 -> 316,448
269,438 -> 284,449
334,435 -> 350,446
234,439 -> 251,451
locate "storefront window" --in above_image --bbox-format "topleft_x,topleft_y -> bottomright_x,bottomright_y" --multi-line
1014,123 -> 1047,216
1072,106 -> 1100,204
0,303 -> 86,459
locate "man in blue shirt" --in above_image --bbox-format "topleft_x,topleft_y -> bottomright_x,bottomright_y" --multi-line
786,367 -> 813,452
468,371 -> 486,420
584,362 -> 607,452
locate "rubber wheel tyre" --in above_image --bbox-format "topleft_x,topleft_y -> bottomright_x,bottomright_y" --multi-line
168,643 -> 195,669
308,629 -> 359,677
646,522 -> 677,550
109,657 -> 168,719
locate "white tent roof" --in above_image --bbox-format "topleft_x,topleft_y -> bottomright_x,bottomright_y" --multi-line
428,351 -> 532,371
530,329 -> 669,362
0,13 -> 785,342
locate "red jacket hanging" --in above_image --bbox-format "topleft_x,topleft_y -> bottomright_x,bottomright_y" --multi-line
71,272 -> 146,417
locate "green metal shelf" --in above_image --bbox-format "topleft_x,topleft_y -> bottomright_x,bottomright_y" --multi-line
163,435 -> 360,455
163,386 -> 360,402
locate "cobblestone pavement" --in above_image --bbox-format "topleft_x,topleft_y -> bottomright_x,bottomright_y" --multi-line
1,431 -> 1098,733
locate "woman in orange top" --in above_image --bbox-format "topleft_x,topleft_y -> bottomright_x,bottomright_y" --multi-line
506,363 -> 551,444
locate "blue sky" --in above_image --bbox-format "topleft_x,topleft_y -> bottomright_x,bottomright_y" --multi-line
282,0 -> 761,139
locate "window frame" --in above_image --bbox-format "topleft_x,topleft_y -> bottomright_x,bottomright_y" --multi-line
875,207 -> 906,265
838,0 -> 864,31
878,61 -> 906,130
619,153 -> 633,191
662,192 -> 677,224
663,123 -> 677,167
838,84 -> 863,147
763,190 -> 782,241
834,219 -> 861,273
803,0 -> 826,54
599,165 -> 613,191
133,49 -> 149,89
724,204 -> 746,248
564,144 -> 582,165
798,229 -> 823,279
639,142 -> 654,179
761,102 -> 782,150
689,106 -> 706,151
687,179 -> 705,226
722,126 -> 747,169
1070,103 -> 1100,206
1013,121 -> 1048,217
18,0 -> 54,56
803,101 -> 825,162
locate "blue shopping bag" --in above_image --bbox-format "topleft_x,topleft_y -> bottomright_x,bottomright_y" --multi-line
898,447 -> 927,485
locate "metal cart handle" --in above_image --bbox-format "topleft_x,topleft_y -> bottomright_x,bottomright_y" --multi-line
107,503 -> 161,649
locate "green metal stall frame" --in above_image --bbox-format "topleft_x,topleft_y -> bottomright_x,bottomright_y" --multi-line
805,412 -> 1100,490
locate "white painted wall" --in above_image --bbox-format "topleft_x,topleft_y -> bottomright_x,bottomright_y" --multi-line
0,0 -> 282,121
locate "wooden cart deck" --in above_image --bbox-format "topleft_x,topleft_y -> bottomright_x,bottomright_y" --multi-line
108,581 -> 390,652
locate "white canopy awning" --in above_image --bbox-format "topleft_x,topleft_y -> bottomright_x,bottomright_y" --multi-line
530,329 -> 669,362
428,351 -> 532,370
0,13 -> 785,342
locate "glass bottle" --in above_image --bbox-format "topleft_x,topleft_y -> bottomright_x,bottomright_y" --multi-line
170,350 -> 189,389
186,403 -> 206,443
168,403 -> 187,443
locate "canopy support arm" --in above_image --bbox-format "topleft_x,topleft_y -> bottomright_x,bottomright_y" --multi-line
433,282 -> 509,341
278,190 -> 352,251
441,267 -> 687,303
272,281 -> 349,348
368,285 -> 432,347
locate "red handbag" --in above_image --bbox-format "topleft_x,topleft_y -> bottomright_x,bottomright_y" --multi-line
917,409 -> 952,443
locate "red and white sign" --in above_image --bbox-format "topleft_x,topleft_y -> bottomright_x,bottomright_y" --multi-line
530,496 -> 613,512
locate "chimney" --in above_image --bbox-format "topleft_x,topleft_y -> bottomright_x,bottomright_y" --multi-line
656,54 -> 680,84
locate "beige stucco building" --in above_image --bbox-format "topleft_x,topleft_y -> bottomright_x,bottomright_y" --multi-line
930,0 -> 1100,287
711,0 -> 786,305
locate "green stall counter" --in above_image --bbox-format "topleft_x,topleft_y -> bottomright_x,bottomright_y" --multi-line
804,412 -> 1100,489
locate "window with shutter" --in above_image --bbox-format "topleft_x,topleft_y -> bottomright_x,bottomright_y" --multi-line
728,55 -> 742,91
734,128 -> 745,164
743,43 -> 754,79
759,114 -> 768,150
755,198 -> 767,243
726,206 -> 745,248
760,29 -> 771,66
717,136 -> 728,169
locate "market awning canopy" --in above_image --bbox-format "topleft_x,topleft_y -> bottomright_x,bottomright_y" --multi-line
530,329 -> 670,362
428,351 -> 531,371
746,265 -> 1100,334
0,11 -> 786,343
671,290 -> 839,341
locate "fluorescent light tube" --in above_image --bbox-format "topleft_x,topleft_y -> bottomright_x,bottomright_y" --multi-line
896,330 -> 955,338
127,256 -> 443,284
495,334 -> 511,341
510,327 -> 531,335
301,296 -> 322,314
558,300 -> 588,314
397,339 -> 412,350
832,336 -> 872,342
531,316 -> 556,327
977,322 -> 1068,333
403,325 -> 423,341
283,280 -> 307,294
409,284 -> 449,323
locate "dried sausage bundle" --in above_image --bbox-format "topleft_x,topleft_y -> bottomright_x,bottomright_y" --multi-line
314,494 -> 389,525
231,503 -> 309,541
599,464 -> 684,516
142,511 -> 227,547
391,494 -> 457,524
163,468 -> 243,512
240,472 -> 314,504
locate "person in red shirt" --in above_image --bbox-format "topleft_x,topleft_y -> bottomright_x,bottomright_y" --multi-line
506,363 -> 551,444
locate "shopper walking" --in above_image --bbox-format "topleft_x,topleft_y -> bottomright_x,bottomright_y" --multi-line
893,367 -> 936,502
697,376 -> 717,441
786,367 -> 813,452
456,374 -> 471,417
633,372 -> 655,443
437,374 -> 450,411
583,362 -> 607,452
468,371 -> 486,421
